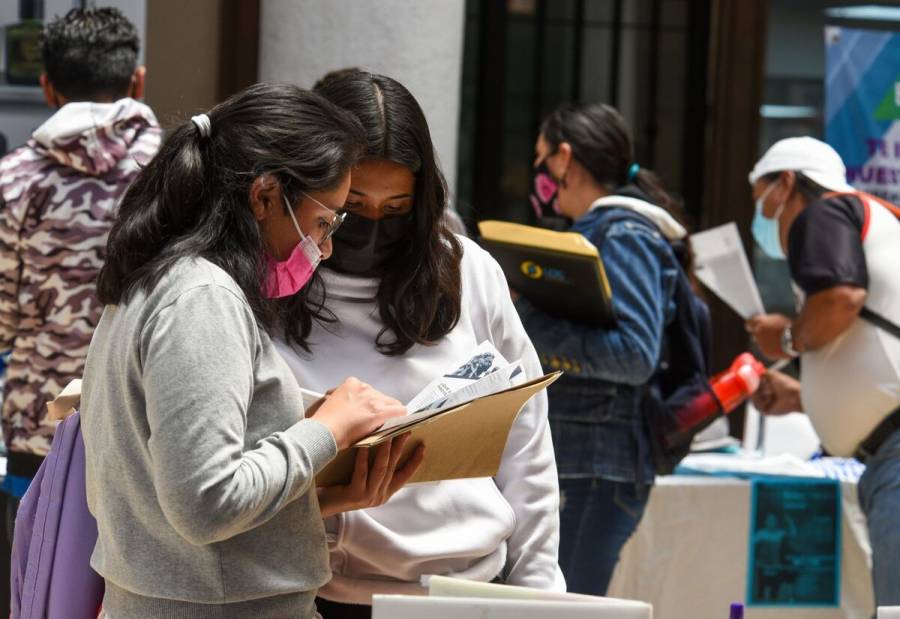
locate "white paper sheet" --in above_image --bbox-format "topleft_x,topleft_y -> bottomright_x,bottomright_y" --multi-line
372,596 -> 651,619
405,341 -> 519,413
304,341 -> 524,435
425,575 -> 651,610
690,222 -> 765,319
371,576 -> 652,619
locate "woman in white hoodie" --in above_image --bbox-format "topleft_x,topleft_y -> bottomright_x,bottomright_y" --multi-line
276,70 -> 564,618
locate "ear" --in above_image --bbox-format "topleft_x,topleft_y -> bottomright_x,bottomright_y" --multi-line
556,142 -> 574,169
554,142 -> 575,188
249,175 -> 281,222
777,170 -> 797,203
40,74 -> 60,109
130,66 -> 146,100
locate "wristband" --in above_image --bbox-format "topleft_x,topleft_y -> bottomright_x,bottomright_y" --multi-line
780,325 -> 800,358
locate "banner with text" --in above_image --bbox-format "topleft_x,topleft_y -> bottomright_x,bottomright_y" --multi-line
826,26 -> 900,202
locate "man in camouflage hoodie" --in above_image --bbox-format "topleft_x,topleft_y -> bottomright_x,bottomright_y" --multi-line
0,7 -> 160,527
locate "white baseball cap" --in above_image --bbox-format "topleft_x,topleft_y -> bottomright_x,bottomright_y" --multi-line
748,136 -> 853,193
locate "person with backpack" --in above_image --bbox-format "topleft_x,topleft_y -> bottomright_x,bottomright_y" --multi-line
0,7 -> 161,540
745,137 -> 900,608
515,102 -> 710,595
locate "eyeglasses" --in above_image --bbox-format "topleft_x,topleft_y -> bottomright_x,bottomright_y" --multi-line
284,191 -> 346,247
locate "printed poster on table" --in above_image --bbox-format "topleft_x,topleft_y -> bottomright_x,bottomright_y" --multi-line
826,26 -> 900,202
747,479 -> 841,607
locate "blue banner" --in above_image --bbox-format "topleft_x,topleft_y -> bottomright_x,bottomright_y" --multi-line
826,26 -> 900,202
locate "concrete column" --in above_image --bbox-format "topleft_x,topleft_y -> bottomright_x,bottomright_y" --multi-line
258,0 -> 466,194
145,0 -> 224,127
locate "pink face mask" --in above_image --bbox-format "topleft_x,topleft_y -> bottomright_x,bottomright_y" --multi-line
262,199 -> 323,299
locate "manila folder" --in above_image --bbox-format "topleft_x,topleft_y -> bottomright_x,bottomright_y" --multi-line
316,372 -> 561,487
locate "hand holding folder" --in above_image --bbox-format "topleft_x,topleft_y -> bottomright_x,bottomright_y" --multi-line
49,343 -> 560,490
314,340 -> 560,486
316,371 -> 560,486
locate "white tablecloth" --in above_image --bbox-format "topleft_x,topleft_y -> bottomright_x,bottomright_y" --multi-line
607,476 -> 874,619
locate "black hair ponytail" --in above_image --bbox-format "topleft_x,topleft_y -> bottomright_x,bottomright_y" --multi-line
98,83 -> 365,346
540,102 -> 692,270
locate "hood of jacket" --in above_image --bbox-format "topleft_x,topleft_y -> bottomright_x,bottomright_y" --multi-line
588,192 -> 688,241
31,97 -> 158,176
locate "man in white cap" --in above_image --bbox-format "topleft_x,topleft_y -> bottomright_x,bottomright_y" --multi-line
745,137 -> 900,607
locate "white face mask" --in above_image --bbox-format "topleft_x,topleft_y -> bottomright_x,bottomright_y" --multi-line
751,182 -> 786,260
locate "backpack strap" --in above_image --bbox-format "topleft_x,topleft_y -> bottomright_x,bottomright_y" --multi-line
860,306 -> 900,341
822,191 -> 900,241
818,194 -> 900,340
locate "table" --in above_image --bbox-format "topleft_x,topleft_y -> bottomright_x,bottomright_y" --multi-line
607,476 -> 874,619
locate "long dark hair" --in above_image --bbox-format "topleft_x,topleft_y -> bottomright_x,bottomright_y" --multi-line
540,102 -> 693,268
312,70 -> 463,356
98,83 -> 365,345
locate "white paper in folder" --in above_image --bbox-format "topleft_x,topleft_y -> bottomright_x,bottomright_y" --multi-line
299,341 -> 525,426
690,222 -> 765,319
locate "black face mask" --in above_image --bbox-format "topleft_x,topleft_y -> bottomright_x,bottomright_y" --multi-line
327,212 -> 413,276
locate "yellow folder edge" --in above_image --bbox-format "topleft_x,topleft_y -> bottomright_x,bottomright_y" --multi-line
478,220 -> 613,300
316,371 -> 562,487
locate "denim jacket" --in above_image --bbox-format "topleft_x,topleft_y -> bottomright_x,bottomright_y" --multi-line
515,197 -> 681,485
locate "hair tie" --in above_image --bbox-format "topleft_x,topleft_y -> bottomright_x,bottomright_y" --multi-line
627,162 -> 641,182
191,113 -> 212,139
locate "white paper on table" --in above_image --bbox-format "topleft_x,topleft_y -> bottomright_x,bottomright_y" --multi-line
677,452 -> 824,478
373,596 -> 651,619
690,222 -> 765,319
424,575 -> 651,610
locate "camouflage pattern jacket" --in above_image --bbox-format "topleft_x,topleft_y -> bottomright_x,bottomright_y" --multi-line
0,98 -> 160,460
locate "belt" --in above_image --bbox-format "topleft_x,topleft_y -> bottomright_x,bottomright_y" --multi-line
854,405 -> 900,463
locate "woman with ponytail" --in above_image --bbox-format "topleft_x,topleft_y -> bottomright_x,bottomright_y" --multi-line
80,83 -> 421,618
518,102 -> 692,595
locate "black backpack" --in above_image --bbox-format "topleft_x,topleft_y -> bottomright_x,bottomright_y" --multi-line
596,209 -> 721,475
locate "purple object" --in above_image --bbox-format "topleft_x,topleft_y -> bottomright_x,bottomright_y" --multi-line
10,412 -> 103,618
729,602 -> 744,619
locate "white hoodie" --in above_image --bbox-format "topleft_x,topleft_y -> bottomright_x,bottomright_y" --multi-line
276,236 -> 565,603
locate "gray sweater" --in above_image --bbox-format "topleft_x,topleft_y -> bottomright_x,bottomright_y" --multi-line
81,257 -> 337,618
